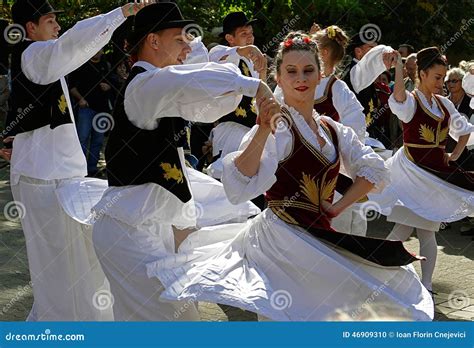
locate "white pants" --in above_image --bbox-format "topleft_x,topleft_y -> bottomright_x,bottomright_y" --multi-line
12,176 -> 112,321
92,215 -> 200,321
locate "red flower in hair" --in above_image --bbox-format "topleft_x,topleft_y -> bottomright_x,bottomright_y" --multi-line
284,38 -> 293,48
303,37 -> 311,44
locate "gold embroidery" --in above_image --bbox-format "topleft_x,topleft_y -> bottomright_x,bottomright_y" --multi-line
235,106 -> 247,118
365,99 -> 375,126
300,173 -> 319,208
58,95 -> 67,114
321,176 -> 337,202
419,124 -> 435,143
439,126 -> 449,143
250,98 -> 257,114
241,62 -> 250,77
271,207 -> 299,225
160,163 -> 183,183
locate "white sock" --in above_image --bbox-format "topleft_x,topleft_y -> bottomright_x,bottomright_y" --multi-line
416,228 -> 438,291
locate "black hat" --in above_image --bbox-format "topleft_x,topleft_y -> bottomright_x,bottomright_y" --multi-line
348,31 -> 378,56
128,3 -> 194,46
11,0 -> 63,27
220,12 -> 257,37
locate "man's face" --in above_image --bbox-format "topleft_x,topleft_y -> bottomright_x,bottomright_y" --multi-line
398,46 -> 408,57
226,25 -> 254,47
155,28 -> 192,67
28,13 -> 60,41
355,43 -> 376,60
405,58 -> 417,81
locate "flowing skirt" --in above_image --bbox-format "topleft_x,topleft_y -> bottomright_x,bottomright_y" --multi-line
147,209 -> 434,321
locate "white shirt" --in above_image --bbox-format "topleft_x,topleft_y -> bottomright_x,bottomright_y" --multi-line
350,45 -> 394,93
10,8 -> 126,185
208,45 -> 260,79
388,90 -> 474,145
94,60 -> 261,228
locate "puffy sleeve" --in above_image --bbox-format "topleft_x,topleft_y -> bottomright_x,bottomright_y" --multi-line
323,117 -> 389,191
440,97 -> 474,145
331,79 -> 366,141
209,45 -> 240,65
221,124 -> 292,204
22,8 -> 126,85
183,36 -> 209,64
350,45 -> 394,93
388,91 -> 416,123
124,62 -> 260,129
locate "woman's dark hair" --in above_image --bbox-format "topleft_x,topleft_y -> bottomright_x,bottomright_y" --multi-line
273,31 -> 321,75
313,25 -> 349,67
416,46 -> 447,80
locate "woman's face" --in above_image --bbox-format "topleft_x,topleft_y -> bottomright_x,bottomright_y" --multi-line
419,64 -> 447,95
446,73 -> 463,95
276,50 -> 320,105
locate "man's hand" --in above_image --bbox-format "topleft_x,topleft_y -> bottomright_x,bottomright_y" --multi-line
383,50 -> 399,70
237,45 -> 266,73
122,0 -> 156,18
309,23 -> 321,35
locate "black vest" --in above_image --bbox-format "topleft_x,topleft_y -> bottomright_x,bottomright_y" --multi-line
342,59 -> 381,135
218,59 -> 257,128
106,66 -> 192,203
5,41 -> 71,137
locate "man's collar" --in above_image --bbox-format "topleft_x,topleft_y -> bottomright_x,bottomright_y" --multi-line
133,61 -> 158,71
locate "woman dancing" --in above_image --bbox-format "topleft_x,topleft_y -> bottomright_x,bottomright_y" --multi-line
147,33 -> 433,321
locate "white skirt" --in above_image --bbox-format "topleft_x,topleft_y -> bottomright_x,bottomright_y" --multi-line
146,209 -> 434,321
369,147 -> 474,224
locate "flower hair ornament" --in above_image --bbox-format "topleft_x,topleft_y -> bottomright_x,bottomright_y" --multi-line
326,26 -> 336,39
283,36 -> 314,48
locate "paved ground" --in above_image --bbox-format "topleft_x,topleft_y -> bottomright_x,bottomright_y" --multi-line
0,161 -> 472,321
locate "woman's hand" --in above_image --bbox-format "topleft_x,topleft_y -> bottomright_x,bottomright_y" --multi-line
321,201 -> 340,219
256,95 -> 280,133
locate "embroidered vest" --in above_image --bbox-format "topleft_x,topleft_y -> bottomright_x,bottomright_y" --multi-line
5,40 -> 71,136
314,75 -> 340,121
342,60 -> 383,140
265,108 -> 340,230
105,66 -> 192,203
218,59 -> 257,128
403,92 -> 450,171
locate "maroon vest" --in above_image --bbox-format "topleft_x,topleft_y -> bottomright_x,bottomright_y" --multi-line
265,108 -> 340,230
403,92 -> 474,190
314,75 -> 340,122
403,92 -> 450,171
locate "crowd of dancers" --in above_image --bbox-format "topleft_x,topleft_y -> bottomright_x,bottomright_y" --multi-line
1,0 -> 473,321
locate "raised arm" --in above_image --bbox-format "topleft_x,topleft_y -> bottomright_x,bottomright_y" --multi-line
124,62 -> 263,129
22,3 -> 149,85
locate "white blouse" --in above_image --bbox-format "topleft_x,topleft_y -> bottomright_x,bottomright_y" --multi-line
222,105 -> 389,205
316,76 -> 366,141
388,90 -> 474,144
10,7 -> 126,185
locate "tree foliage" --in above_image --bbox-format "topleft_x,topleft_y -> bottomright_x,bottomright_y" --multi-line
1,0 -> 472,63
